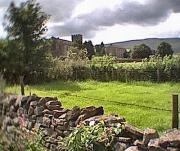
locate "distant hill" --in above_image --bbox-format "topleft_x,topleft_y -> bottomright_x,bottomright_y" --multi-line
106,38 -> 180,53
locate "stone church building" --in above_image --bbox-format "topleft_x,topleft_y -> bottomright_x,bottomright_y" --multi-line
51,34 -> 83,57
50,34 -> 126,58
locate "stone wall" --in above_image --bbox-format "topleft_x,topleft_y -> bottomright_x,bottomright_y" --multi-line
51,37 -> 72,57
50,34 -> 83,58
0,93 -> 180,151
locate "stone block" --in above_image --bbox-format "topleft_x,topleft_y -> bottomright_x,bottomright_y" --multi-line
148,139 -> 165,151
43,109 -> 53,115
143,128 -> 159,146
34,106 -> 44,116
159,129 -> 180,149
115,142 -> 129,151
66,106 -> 81,121
124,124 -> 144,140
46,105 -> 61,111
28,106 -> 34,116
76,106 -> 104,125
125,146 -> 140,151
53,109 -> 68,118
43,116 -> 51,127
46,100 -> 61,107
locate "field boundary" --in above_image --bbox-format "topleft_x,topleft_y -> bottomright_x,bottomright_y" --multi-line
63,93 -> 180,113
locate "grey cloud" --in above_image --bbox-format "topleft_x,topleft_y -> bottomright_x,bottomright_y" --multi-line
0,0 -> 12,8
48,17 -> 102,38
49,0 -> 180,38
0,0 -> 82,22
0,0 -> 83,37
167,0 -> 180,12
38,0 -> 83,22
0,0 -> 25,9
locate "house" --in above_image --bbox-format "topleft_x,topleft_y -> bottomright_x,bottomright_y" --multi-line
105,45 -> 126,58
50,34 -> 83,57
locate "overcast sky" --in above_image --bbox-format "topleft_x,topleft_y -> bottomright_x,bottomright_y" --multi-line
0,0 -> 180,44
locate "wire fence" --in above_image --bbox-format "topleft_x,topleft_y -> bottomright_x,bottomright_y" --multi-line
62,93 -> 180,113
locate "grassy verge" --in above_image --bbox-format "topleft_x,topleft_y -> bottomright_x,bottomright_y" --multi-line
5,80 -> 180,132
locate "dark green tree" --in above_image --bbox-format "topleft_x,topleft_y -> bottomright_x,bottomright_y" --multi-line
95,42 -> 105,56
123,49 -> 131,58
131,44 -> 152,59
156,42 -> 173,58
0,39 -> 8,72
4,0 -> 49,95
83,40 -> 95,60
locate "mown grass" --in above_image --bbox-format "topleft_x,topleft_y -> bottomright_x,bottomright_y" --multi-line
5,80 -> 180,132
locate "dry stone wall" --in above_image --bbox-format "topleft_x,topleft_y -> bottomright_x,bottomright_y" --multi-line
0,93 -> 180,151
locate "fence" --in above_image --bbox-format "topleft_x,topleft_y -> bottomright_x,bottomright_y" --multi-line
70,67 -> 180,82
63,93 -> 179,129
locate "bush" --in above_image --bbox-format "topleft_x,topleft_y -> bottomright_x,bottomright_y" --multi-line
0,129 -> 45,151
91,55 -> 116,67
58,122 -> 123,151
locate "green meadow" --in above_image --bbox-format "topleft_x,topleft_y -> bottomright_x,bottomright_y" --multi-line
5,80 -> 180,132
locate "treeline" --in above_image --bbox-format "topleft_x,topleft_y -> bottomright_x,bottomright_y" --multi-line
130,42 -> 174,59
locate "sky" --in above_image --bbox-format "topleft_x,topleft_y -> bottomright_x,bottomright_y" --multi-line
0,0 -> 180,44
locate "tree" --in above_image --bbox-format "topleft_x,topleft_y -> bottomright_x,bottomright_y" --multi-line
83,40 -> 95,60
131,44 -> 152,59
95,42 -> 105,56
123,49 -> 131,58
157,42 -> 173,58
67,45 -> 87,60
4,0 -> 49,95
0,39 -> 8,72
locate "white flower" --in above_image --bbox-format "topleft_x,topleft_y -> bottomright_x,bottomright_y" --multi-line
89,120 -> 95,126
117,123 -> 121,128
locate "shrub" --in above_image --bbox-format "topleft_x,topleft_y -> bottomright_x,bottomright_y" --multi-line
0,128 -> 45,151
58,122 -> 123,151
91,55 -> 116,67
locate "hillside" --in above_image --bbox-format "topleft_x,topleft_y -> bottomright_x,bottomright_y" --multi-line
106,38 -> 180,53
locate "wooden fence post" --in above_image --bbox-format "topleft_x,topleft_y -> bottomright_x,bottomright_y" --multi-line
157,69 -> 160,83
125,70 -> 128,83
172,94 -> 179,129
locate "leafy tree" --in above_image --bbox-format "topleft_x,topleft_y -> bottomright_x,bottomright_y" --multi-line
83,40 -> 95,60
156,42 -> 173,58
67,46 -> 87,60
131,44 -> 152,59
4,0 -> 49,95
95,42 -> 105,56
123,49 -> 131,58
0,39 -> 8,72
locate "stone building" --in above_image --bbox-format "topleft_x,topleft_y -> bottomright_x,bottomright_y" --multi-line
105,45 -> 126,58
71,34 -> 83,44
50,34 -> 126,58
51,34 -> 83,57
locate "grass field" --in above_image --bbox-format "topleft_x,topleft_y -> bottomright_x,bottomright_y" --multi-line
5,80 -> 180,132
